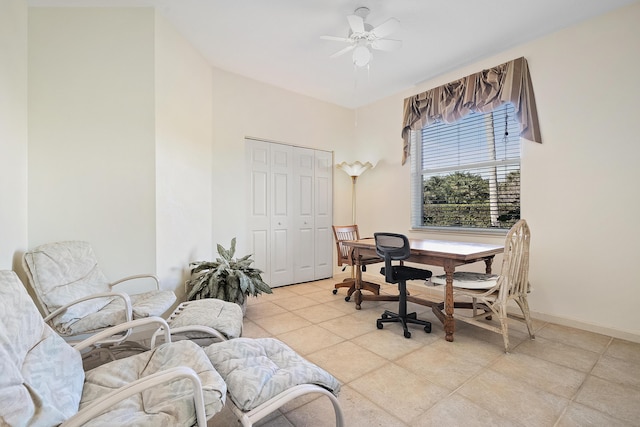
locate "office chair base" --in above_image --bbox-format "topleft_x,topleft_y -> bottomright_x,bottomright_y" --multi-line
332,278 -> 380,301
376,309 -> 432,339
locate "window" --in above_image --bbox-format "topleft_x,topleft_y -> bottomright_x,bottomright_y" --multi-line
411,103 -> 521,231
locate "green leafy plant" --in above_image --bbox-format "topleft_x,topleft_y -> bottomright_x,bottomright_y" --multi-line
186,238 -> 272,306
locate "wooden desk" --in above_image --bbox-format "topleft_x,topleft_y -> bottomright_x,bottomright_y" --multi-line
343,238 -> 504,342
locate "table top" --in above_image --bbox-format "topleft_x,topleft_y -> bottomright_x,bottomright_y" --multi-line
345,237 -> 504,262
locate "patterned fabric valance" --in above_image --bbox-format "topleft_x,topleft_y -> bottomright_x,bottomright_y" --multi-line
401,57 -> 542,164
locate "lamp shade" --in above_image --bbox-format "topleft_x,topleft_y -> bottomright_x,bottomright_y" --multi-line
337,161 -> 373,177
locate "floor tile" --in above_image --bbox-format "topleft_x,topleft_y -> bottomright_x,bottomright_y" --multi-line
257,311 -> 312,335
515,335 -> 600,372
202,279 -> 639,427
605,338 -> 640,364
271,295 -> 320,311
318,312 -> 378,340
352,329 -> 428,361
276,324 -> 345,355
591,354 -> 640,388
574,376 -> 640,424
333,385 -> 407,427
291,303 -> 348,324
349,363 -> 448,424
241,319 -> 271,338
305,341 -> 388,383
556,402 -> 633,427
411,394 -> 521,427
245,301 -> 289,320
395,339 -> 499,390
489,352 -> 586,399
536,323 -> 611,353
457,369 -> 569,427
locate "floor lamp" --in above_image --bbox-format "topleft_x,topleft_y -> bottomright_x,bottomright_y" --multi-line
337,161 -> 374,225
335,160 -> 378,296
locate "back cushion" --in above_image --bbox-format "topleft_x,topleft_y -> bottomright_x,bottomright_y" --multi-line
23,241 -> 113,327
0,271 -> 84,425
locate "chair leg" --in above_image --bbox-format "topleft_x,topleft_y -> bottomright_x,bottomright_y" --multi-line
498,305 -> 510,353
515,296 -> 535,340
376,280 -> 431,339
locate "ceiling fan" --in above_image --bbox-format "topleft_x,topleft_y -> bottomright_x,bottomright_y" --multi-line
321,7 -> 402,67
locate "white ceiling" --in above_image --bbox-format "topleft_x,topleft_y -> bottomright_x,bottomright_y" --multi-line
29,0 -> 637,108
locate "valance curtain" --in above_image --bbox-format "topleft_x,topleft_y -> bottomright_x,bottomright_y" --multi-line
401,56 -> 541,164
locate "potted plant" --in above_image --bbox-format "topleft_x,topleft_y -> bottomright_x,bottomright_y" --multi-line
185,238 -> 272,313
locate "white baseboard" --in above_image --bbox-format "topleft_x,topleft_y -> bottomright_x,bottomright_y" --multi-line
357,272 -> 640,344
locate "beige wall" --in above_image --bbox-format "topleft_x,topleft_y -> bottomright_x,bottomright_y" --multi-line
28,8 -> 157,286
154,13 -> 214,298
354,2 -> 640,340
210,67 -> 354,252
0,0 -> 28,271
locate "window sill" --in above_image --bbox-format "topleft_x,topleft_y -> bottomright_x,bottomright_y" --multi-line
410,226 -> 507,239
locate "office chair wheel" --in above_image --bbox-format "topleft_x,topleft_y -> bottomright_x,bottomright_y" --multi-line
376,320 -> 383,329
404,330 -> 411,339
424,324 -> 432,334
332,289 -> 338,295
345,296 -> 350,302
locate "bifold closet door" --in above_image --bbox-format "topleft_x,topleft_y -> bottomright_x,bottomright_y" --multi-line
246,139 -> 332,287
269,143 -> 294,287
313,150 -> 333,280
293,147 -> 315,283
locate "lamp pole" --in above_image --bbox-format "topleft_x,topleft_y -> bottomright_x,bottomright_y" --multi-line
336,161 -> 373,225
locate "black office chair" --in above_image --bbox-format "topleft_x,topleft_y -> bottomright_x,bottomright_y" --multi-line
374,232 -> 432,338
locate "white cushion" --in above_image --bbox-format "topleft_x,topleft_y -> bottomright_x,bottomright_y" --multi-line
204,338 -> 340,411
80,340 -> 227,426
0,270 -> 85,426
431,271 -> 499,290
167,299 -> 243,340
23,241 -> 113,325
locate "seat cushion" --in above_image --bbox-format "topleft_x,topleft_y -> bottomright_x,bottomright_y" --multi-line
130,290 -> 176,318
204,338 -> 340,411
0,270 -> 85,426
381,265 -> 432,282
56,290 -> 177,337
167,299 -> 243,340
432,271 -> 499,289
80,340 -> 226,426
23,241 -> 114,325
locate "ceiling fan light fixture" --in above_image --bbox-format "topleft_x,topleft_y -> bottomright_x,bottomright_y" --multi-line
353,45 -> 372,67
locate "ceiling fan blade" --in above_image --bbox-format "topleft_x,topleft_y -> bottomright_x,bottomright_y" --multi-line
371,38 -> 402,51
371,17 -> 400,39
330,45 -> 355,58
320,35 -> 352,43
347,14 -> 365,34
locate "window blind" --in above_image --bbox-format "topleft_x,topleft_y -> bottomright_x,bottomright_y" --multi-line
412,103 -> 521,230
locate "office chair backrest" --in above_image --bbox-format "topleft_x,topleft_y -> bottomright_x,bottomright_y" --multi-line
374,233 -> 411,284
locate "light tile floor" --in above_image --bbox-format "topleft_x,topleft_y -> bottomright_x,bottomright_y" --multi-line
208,275 -> 640,427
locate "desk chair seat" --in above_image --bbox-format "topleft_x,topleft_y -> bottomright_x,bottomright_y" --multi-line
374,233 -> 433,339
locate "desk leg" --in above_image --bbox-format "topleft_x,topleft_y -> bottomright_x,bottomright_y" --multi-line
484,256 -> 495,274
354,258 -> 363,310
443,260 -> 455,342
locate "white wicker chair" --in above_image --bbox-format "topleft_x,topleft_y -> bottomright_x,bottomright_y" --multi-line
22,240 -> 176,346
432,219 -> 535,352
0,270 -> 226,426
